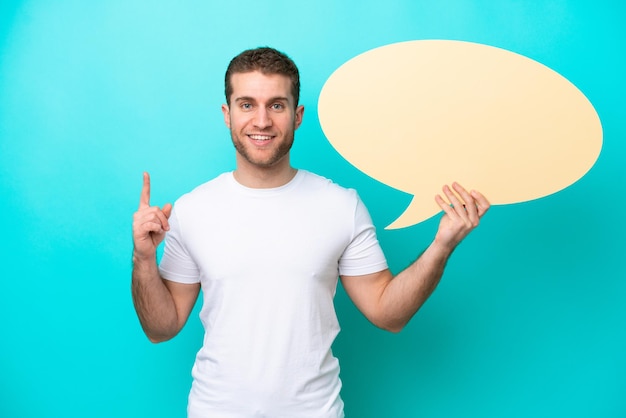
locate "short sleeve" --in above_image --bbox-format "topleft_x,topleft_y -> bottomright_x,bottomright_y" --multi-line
159,207 -> 201,284
338,195 -> 388,277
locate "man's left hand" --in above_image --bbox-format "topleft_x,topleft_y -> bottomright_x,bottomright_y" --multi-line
433,182 -> 490,252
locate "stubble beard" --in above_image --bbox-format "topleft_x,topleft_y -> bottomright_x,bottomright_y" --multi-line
231,127 -> 295,169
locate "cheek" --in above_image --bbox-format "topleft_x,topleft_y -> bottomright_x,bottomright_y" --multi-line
279,115 -> 297,129
230,114 -> 251,130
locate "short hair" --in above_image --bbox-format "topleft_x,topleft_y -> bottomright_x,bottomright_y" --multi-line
224,47 -> 300,107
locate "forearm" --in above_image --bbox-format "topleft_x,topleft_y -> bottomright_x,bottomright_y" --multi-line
348,183 -> 489,333
131,253 -> 179,343
378,241 -> 453,332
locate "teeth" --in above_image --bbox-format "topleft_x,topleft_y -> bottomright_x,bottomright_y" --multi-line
249,135 -> 272,141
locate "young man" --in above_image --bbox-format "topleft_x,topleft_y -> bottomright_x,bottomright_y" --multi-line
132,47 -> 490,417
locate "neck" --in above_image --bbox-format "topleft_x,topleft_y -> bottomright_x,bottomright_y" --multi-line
233,155 -> 297,188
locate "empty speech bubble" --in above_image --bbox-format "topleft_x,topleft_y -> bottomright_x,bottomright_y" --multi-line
318,40 -> 602,229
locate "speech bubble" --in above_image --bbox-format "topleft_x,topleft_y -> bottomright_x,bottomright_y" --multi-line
318,40 -> 602,229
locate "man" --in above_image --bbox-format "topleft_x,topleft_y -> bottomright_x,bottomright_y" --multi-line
132,47 -> 489,417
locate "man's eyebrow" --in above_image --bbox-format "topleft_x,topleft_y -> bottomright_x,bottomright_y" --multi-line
234,96 -> 290,103
269,96 -> 290,102
234,96 -> 256,103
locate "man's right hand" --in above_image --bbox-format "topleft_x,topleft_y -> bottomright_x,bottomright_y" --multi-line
132,172 -> 172,260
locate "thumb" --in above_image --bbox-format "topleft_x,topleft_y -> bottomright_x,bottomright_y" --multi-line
162,203 -> 173,219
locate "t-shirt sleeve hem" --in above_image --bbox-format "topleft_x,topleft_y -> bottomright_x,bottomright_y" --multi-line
159,267 -> 201,284
338,260 -> 389,277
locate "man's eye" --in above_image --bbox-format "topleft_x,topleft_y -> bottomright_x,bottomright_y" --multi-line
271,103 -> 284,110
241,103 -> 252,110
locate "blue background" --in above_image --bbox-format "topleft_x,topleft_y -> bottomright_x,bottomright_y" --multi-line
1,1 -> 624,417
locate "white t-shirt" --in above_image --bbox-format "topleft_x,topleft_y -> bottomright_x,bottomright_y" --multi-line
159,170 -> 388,418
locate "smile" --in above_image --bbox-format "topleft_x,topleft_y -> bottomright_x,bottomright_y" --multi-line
248,134 -> 274,142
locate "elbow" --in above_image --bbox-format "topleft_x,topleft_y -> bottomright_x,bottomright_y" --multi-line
146,332 -> 176,344
143,326 -> 179,344
138,316 -> 181,343
379,321 -> 406,334
147,335 -> 169,344
371,316 -> 407,334
384,324 -> 405,334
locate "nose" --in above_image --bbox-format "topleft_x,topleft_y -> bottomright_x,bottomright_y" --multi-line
253,107 -> 272,129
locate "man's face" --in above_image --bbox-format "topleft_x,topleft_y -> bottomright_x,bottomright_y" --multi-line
222,71 -> 304,170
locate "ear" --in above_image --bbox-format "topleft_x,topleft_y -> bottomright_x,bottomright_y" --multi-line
294,105 -> 304,130
221,104 -> 231,128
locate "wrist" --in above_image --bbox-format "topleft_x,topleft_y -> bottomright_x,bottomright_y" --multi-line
428,238 -> 456,259
132,248 -> 157,264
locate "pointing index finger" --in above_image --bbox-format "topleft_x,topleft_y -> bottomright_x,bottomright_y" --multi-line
139,172 -> 151,209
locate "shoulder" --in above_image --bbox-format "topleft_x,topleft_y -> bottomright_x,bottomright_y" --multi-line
298,170 -> 358,200
174,172 -> 233,209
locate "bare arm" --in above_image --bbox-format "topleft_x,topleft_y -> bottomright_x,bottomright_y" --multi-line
341,182 -> 490,333
131,172 -> 200,343
131,254 -> 200,343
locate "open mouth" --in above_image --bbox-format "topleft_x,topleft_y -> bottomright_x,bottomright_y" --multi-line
248,134 -> 274,144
